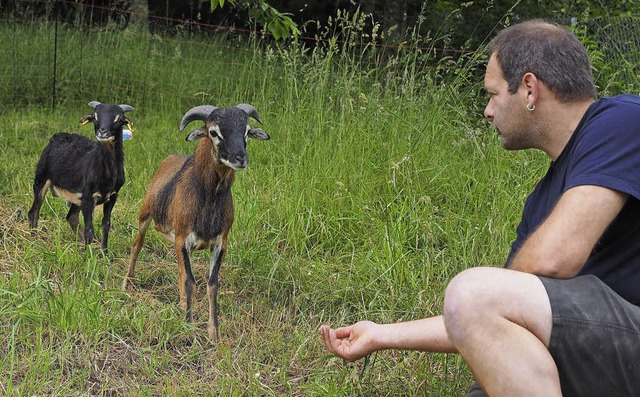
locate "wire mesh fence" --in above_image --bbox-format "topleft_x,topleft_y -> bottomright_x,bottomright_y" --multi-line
588,16 -> 640,95
1,0 -> 639,113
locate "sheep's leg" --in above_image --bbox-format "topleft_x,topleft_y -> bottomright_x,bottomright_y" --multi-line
176,236 -> 197,322
80,198 -> 95,246
122,212 -> 152,291
100,192 -> 117,250
207,234 -> 225,341
28,178 -> 50,229
66,204 -> 82,240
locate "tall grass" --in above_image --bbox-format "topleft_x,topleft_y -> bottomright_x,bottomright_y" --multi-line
0,10 -> 549,396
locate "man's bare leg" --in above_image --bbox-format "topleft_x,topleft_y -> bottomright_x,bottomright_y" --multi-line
443,267 -> 561,397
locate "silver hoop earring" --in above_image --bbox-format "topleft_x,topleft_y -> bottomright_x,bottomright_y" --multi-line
527,103 -> 535,111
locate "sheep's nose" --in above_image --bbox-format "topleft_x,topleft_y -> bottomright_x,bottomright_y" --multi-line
96,128 -> 113,141
234,154 -> 248,168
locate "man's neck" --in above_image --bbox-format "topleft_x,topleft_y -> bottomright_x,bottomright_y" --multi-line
544,99 -> 595,161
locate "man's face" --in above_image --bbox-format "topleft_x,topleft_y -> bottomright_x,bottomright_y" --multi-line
483,54 -> 535,150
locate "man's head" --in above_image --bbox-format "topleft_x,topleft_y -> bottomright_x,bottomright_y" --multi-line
487,20 -> 596,103
484,20 -> 597,154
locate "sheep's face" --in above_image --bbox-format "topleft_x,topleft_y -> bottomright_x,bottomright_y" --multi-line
186,108 -> 269,170
81,103 -> 134,143
183,105 -> 269,170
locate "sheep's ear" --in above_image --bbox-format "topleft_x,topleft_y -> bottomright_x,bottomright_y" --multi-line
185,127 -> 207,142
248,128 -> 270,140
80,114 -> 94,126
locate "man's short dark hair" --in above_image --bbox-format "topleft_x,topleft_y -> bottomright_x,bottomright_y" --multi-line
487,20 -> 597,103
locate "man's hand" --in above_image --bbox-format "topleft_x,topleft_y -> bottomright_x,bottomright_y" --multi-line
319,321 -> 381,362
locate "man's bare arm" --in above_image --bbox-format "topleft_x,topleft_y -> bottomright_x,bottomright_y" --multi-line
509,185 -> 628,277
319,315 -> 456,362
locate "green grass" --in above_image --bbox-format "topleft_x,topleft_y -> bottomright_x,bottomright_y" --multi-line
0,16 -> 550,396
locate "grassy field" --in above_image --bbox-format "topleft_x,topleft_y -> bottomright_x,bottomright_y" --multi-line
0,16 -> 550,396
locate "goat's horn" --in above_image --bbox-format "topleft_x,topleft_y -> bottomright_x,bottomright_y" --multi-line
180,105 -> 218,132
88,101 -> 101,108
236,104 -> 262,124
119,104 -> 135,113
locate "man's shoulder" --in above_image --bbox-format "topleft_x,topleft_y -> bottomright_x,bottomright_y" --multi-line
593,94 -> 640,111
582,94 -> 640,130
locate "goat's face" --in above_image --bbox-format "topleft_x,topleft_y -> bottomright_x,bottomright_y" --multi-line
183,105 -> 270,171
81,102 -> 134,143
208,108 -> 257,170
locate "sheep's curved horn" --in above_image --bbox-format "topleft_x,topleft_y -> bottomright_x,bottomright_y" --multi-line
179,105 -> 218,132
236,104 -> 262,124
119,104 -> 135,113
88,101 -> 101,108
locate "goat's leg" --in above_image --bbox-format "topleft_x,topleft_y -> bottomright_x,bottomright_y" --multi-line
28,178 -> 50,229
122,214 -> 152,291
176,236 -> 197,322
207,235 -> 226,341
124,196 -> 160,290
66,204 -> 82,241
80,198 -> 95,246
100,193 -> 117,250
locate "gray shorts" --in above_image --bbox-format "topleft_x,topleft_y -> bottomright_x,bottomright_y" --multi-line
466,274 -> 640,397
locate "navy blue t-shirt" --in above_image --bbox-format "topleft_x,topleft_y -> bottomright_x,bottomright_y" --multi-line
505,94 -> 640,305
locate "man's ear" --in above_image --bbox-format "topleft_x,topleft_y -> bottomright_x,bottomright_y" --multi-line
522,72 -> 540,107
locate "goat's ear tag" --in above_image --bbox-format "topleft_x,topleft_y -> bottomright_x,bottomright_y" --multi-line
80,119 -> 90,126
127,121 -> 135,132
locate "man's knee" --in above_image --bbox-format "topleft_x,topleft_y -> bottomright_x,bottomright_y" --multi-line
443,267 -> 496,332
443,267 -> 552,346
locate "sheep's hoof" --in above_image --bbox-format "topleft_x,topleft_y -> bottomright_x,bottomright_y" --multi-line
122,278 -> 135,292
207,322 -> 220,342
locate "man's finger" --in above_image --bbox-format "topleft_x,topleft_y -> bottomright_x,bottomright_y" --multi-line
319,325 -> 337,354
334,325 -> 352,339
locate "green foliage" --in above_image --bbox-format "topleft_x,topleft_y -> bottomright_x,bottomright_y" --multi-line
568,15 -> 640,96
209,0 -> 299,39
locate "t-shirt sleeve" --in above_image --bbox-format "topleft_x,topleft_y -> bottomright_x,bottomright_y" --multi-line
565,96 -> 640,200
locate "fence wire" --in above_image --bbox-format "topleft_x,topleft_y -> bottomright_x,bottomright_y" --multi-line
1,2 -> 639,112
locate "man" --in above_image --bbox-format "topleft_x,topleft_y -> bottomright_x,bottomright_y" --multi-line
319,20 -> 640,397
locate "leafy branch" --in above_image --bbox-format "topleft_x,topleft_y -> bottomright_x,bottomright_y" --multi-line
209,0 -> 299,40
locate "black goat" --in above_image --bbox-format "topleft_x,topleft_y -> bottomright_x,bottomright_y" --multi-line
28,101 -> 134,249
123,104 -> 269,340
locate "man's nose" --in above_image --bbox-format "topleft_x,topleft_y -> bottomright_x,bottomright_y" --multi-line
484,102 -> 494,120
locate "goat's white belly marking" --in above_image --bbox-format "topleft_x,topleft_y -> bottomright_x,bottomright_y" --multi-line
93,191 -> 115,203
50,184 -> 82,206
187,232 -> 213,251
159,231 -> 214,250
159,230 -> 176,244
49,183 -> 114,206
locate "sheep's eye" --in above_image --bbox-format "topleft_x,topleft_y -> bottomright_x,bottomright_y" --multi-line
210,128 -> 223,140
